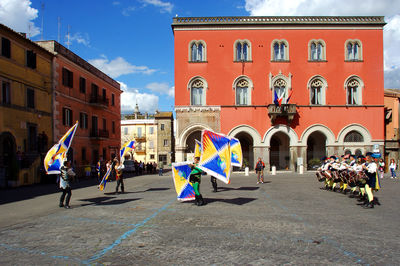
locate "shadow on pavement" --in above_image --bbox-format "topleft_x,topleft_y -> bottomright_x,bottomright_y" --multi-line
217,186 -> 261,192
79,196 -> 141,206
197,197 -> 257,205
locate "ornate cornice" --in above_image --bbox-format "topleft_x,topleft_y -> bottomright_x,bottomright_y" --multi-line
175,106 -> 221,112
172,16 -> 385,29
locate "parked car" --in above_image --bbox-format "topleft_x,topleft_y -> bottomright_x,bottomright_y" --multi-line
123,160 -> 135,172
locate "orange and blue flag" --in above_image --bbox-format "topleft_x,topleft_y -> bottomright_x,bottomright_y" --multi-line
172,162 -> 195,201
230,137 -> 243,167
43,122 -> 78,174
98,167 -> 112,191
194,139 -> 202,158
199,130 -> 231,184
120,140 -> 135,159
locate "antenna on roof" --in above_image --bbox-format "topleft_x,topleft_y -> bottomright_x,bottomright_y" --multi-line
41,2 -> 45,40
66,25 -> 71,49
57,17 -> 61,43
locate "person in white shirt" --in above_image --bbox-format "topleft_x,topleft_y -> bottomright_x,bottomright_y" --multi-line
362,152 -> 380,208
115,159 -> 125,194
59,161 -> 76,209
389,159 -> 397,179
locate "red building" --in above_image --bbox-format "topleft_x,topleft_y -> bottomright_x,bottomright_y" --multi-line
172,16 -> 385,171
37,41 -> 122,175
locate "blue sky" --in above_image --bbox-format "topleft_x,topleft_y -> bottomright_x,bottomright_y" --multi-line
1,0 -> 400,115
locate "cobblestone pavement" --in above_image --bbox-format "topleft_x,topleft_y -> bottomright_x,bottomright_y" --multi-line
0,171 -> 399,265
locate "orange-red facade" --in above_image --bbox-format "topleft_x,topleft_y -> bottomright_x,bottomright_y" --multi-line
37,41 -> 122,175
173,16 -> 385,171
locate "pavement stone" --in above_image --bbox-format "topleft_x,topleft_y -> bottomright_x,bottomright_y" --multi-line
0,171 -> 399,265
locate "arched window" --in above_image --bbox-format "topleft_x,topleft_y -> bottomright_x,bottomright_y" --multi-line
189,78 -> 206,106
234,40 -> 251,61
345,76 -> 363,105
269,72 -> 292,104
234,77 -> 252,105
345,40 -> 362,61
273,78 -> 287,103
344,131 -> 364,142
271,39 -> 289,61
189,40 -> 206,62
309,39 -> 326,61
308,76 -> 327,105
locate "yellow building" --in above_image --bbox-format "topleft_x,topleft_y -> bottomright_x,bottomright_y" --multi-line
0,24 -> 53,187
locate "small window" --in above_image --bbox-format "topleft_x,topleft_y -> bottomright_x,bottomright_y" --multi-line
346,77 -> 362,105
79,113 -> 88,129
102,88 -> 106,101
235,78 -> 250,105
163,139 -> 168,146
62,68 -> 73,88
309,40 -> 326,61
189,41 -> 206,62
27,88 -> 35,108
112,121 -> 115,134
137,127 -> 142,137
345,40 -> 362,61
234,40 -> 251,61
102,118 -> 106,130
82,147 -> 86,162
150,154 -> 155,159
308,76 -> 327,105
344,131 -> 364,142
149,141 -> 154,149
79,77 -> 86,93
26,50 -> 36,69
63,107 -> 73,126
2,81 -> 11,104
111,93 -> 115,106
190,79 -> 206,106
160,124 -> 165,131
1,37 -> 11,58
271,40 -> 289,61
124,127 -> 128,135
149,127 -> 154,134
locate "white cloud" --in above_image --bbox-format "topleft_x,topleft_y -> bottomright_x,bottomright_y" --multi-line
119,82 -> 159,114
0,0 -> 40,37
122,6 -> 135,16
244,0 -> 400,88
145,82 -> 174,97
89,55 -> 157,78
141,0 -> 173,13
65,32 -> 90,47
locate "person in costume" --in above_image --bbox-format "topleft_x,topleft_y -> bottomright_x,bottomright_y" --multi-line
255,157 -> 265,184
189,157 -> 206,206
59,160 -> 76,209
115,159 -> 125,194
210,176 -> 218,192
362,152 -> 380,208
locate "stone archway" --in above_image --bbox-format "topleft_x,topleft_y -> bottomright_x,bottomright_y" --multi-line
185,130 -> 202,154
306,131 -> 327,169
270,131 -> 290,170
233,132 -> 254,169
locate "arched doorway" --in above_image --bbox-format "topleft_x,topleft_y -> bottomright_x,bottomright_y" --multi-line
0,132 -> 17,187
234,132 -> 254,169
306,131 -> 326,169
185,130 -> 202,160
270,132 -> 290,170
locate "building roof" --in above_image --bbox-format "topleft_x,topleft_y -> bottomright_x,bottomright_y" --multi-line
36,40 -> 121,90
155,111 -> 173,119
384,89 -> 400,97
0,23 -> 54,58
172,16 -> 386,30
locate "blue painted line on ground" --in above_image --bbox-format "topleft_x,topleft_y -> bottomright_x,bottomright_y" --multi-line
261,191 -> 368,265
83,198 -> 175,264
0,243 -> 82,263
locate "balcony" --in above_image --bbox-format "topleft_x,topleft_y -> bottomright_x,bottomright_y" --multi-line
89,95 -> 109,107
135,149 -> 146,155
133,134 -> 146,142
267,104 -> 297,124
90,129 -> 109,139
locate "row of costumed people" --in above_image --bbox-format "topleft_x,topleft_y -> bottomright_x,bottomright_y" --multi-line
316,152 -> 381,208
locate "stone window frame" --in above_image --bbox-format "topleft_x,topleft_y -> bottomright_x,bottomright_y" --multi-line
187,76 -> 208,106
308,39 -> 326,61
344,75 -> 364,105
269,71 -> 292,103
233,39 -> 252,62
233,75 -> 253,106
307,75 -> 327,105
188,40 -> 207,62
271,39 -> 290,62
345,39 -> 363,61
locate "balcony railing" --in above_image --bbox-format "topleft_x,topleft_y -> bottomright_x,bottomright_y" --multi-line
90,129 -> 109,139
89,95 -> 109,107
267,104 -> 297,124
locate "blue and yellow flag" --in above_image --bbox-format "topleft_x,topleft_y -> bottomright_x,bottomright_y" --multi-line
194,139 -> 202,158
172,162 -> 195,201
98,167 -> 112,191
199,130 -> 231,184
120,140 -> 135,159
230,137 -> 243,167
43,122 -> 78,174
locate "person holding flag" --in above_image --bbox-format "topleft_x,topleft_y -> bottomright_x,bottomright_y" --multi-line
114,159 -> 125,194
189,157 -> 206,206
59,161 -> 76,209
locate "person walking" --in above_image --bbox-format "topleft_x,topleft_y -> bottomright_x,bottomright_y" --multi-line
378,158 -> 385,179
115,159 -> 125,194
389,159 -> 397,179
158,161 -> 163,176
255,157 -> 265,184
210,176 -> 218,192
59,161 -> 76,209
189,157 -> 206,206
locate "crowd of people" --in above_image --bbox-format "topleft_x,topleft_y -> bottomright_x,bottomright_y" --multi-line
316,152 -> 384,209
96,160 -> 160,181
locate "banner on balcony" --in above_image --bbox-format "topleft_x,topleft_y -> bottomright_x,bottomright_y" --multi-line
43,121 -> 78,174
198,130 -> 231,184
